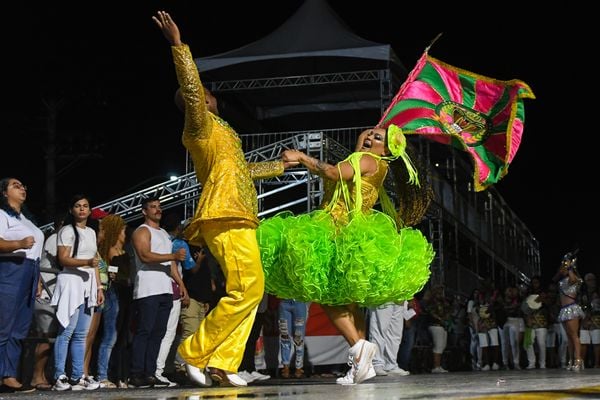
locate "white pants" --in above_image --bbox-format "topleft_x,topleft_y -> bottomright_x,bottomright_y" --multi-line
155,299 -> 181,376
428,325 -> 448,355
580,329 -> 600,344
478,328 -> 499,347
502,318 -> 523,365
368,303 -> 404,370
525,328 -> 547,367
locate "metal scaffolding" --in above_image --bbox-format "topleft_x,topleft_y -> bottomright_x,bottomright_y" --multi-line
39,126 -> 540,294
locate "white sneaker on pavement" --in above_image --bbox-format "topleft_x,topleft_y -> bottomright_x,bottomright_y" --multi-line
185,363 -> 212,387
52,375 -> 71,391
227,373 -> 248,387
373,366 -> 388,376
365,364 -> 376,382
250,371 -> 271,381
237,371 -> 256,383
431,366 -> 448,374
386,367 -> 410,376
336,367 -> 356,385
349,339 -> 378,384
70,376 -> 100,390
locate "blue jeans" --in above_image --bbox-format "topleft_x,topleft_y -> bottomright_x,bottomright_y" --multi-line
54,302 -> 93,380
96,286 -> 119,381
398,323 -> 416,370
130,294 -> 172,377
278,300 -> 308,369
0,258 -> 38,378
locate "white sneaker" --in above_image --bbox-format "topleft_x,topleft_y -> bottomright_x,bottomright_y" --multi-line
336,367 -> 356,385
227,372 -> 248,387
52,375 -> 71,391
526,364 -> 536,370
373,366 -> 388,376
154,374 -> 178,387
70,376 -> 100,390
491,363 -> 500,371
481,364 -> 490,371
250,371 -> 271,381
185,363 -> 212,387
237,371 -> 256,383
431,366 -> 448,374
349,339 -> 378,384
364,364 -> 376,382
386,367 -> 410,376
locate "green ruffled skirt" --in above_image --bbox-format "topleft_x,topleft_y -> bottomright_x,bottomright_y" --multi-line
257,210 -> 433,307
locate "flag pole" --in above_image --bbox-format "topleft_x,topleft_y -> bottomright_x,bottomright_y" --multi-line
425,32 -> 443,53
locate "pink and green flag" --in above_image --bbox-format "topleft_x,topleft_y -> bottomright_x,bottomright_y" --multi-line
378,52 -> 535,191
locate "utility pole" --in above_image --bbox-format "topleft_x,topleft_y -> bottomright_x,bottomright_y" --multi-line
43,97 -> 64,221
42,96 -> 103,222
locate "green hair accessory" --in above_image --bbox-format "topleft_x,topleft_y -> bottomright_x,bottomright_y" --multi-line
386,124 -> 420,186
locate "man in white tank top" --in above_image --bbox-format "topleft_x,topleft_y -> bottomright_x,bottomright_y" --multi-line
129,198 -> 187,388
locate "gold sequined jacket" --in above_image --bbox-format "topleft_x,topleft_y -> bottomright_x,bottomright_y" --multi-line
171,45 -> 284,245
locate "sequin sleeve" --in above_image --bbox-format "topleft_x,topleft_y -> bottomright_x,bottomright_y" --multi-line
248,161 -> 284,180
171,44 -> 211,140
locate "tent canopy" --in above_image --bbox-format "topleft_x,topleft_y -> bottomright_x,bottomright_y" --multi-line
194,0 -> 407,131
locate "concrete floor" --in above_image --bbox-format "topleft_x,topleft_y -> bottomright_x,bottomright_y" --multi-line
2,369 -> 599,400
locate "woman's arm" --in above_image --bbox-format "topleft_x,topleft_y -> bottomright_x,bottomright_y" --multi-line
57,245 -> 97,268
282,150 -> 378,181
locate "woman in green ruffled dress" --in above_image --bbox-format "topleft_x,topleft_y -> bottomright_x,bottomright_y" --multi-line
258,125 -> 434,384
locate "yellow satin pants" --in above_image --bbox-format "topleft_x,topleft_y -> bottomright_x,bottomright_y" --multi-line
178,222 -> 264,372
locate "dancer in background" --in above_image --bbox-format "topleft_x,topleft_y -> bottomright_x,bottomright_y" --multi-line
554,251 -> 585,371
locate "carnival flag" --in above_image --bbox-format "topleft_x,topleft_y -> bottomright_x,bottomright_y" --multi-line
378,51 -> 535,191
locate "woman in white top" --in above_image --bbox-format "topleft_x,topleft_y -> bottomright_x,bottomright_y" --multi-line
51,194 -> 103,391
0,177 -> 44,393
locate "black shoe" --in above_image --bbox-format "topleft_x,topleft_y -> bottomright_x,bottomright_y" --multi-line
0,384 -> 36,393
147,376 -> 168,388
128,375 -> 152,388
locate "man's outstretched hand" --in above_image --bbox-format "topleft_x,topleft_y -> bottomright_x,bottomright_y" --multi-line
152,10 -> 182,46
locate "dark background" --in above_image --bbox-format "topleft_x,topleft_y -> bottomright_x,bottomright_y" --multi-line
2,1 -> 596,280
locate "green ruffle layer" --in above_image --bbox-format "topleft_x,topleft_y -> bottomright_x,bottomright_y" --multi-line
257,210 -> 433,307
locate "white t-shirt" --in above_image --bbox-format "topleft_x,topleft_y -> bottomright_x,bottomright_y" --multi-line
0,209 -> 44,260
51,224 -> 98,327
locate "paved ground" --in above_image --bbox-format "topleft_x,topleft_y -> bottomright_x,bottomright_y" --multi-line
1,369 -> 600,400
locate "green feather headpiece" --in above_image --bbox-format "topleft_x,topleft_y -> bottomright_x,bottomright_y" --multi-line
385,124 -> 420,186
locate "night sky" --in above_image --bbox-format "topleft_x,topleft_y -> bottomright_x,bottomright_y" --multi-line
3,1 -> 596,280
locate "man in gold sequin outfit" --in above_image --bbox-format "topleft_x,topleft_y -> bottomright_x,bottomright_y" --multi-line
153,11 -> 293,387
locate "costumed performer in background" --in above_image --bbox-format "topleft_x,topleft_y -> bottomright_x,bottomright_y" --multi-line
554,251 -> 585,371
